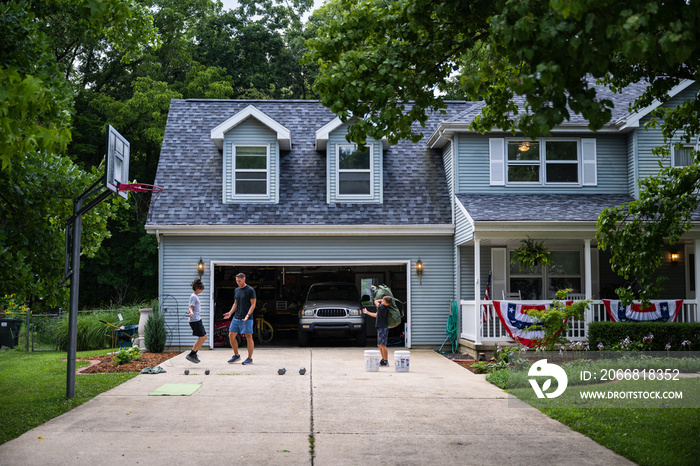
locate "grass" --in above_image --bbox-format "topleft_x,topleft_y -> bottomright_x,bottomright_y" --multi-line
539,405 -> 700,465
0,349 -> 138,445
486,355 -> 700,466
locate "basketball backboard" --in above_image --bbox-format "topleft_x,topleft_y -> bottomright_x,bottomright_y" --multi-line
105,125 -> 130,199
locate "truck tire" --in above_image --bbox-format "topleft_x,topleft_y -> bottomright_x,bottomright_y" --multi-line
298,330 -> 311,347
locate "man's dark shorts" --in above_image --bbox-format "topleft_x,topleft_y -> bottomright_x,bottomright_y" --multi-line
189,320 -> 206,337
376,327 -> 388,346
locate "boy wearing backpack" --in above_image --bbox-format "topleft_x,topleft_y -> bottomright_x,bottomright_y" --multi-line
363,295 -> 393,366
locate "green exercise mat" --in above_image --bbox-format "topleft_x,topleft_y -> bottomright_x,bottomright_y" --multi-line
149,382 -> 202,396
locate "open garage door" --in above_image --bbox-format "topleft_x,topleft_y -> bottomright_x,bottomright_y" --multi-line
212,263 -> 407,347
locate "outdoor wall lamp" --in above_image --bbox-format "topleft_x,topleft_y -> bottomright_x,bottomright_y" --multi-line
416,258 -> 423,285
671,253 -> 680,263
197,257 -> 205,277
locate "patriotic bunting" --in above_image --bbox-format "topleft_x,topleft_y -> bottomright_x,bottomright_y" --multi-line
603,299 -> 683,322
493,301 -> 558,347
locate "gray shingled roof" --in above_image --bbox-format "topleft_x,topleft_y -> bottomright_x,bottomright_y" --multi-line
149,100 -> 470,226
447,80 -> 649,126
456,194 -> 636,222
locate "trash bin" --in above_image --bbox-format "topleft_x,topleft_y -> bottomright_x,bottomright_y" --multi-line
0,318 -> 23,348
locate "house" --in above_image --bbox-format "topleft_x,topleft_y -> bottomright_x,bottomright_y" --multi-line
147,81 -> 700,353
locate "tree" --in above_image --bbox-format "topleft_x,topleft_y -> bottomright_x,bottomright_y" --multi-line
0,0 -> 158,310
307,0 -> 700,303
0,151 -> 121,310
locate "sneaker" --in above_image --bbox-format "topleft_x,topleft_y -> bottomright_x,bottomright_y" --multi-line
242,358 -> 253,365
379,359 -> 388,366
228,354 -> 241,364
186,353 -> 199,364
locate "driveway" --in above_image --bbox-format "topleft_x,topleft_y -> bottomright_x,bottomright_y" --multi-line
0,348 -> 632,465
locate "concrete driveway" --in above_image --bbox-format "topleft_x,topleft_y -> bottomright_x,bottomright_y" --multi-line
0,348 -> 632,465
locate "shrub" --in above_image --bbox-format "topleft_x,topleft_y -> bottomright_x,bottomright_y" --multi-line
144,302 -> 166,353
111,347 -> 141,366
589,322 -> 700,351
526,289 -> 589,350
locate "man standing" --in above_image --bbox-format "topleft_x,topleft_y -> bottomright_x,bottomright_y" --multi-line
223,273 -> 256,365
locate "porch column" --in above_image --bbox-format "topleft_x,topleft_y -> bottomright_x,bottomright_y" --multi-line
696,240 -> 700,321
474,239 -> 482,345
584,239 -> 592,299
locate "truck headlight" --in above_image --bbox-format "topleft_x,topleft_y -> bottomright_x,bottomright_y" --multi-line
348,309 -> 360,316
302,309 -> 315,316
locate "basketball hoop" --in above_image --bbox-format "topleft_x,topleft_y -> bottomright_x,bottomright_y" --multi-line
117,183 -> 164,193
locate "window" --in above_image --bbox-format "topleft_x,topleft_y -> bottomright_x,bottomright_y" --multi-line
673,144 -> 697,167
507,140 -> 540,182
509,250 -> 582,299
506,139 -> 579,184
233,145 -> 269,196
337,144 -> 372,196
545,141 -> 578,182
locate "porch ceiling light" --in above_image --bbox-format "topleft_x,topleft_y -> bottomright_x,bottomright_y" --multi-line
518,141 -> 531,152
197,257 -> 205,277
416,258 -> 423,285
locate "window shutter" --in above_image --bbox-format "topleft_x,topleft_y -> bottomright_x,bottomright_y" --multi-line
489,138 -> 505,186
581,138 -> 597,186
491,248 -> 507,300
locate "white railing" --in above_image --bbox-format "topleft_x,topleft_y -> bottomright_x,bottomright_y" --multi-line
461,299 -> 699,344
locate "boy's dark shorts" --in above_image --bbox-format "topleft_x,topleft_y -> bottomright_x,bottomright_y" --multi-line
189,320 -> 206,337
376,327 -> 388,346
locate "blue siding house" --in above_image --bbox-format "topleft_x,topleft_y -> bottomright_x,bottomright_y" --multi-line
148,81 -> 699,354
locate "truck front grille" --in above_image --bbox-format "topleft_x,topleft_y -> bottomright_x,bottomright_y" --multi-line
316,308 -> 347,317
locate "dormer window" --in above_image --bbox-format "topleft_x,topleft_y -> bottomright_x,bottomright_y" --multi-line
212,105 -> 289,204
337,144 -> 372,197
233,145 -> 269,196
316,117 -> 387,204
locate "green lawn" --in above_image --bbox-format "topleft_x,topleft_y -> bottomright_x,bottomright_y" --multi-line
539,405 -> 700,466
0,350 -> 138,445
487,356 -> 700,466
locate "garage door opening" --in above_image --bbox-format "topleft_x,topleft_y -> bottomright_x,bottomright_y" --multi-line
212,264 -> 407,347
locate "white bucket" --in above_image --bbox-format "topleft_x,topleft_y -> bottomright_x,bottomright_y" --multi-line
364,350 -> 380,372
394,350 -> 410,372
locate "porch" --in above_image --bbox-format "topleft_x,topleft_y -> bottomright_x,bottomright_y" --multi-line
458,299 -> 699,358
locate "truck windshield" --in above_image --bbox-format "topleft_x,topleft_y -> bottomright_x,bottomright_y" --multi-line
307,284 -> 359,301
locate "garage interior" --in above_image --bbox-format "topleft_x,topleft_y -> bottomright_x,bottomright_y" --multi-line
212,264 -> 407,347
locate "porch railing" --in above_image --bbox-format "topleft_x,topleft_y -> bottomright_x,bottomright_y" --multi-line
460,299 -> 699,344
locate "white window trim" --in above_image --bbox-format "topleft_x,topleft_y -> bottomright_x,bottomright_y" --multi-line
505,138 -> 582,186
232,143 -> 271,199
336,143 -> 374,199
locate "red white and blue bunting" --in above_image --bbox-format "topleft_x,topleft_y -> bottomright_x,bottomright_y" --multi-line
492,301 -> 563,348
603,299 -> 683,322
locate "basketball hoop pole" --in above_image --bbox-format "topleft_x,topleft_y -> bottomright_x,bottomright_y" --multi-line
63,177 -> 113,399
63,125 -> 131,399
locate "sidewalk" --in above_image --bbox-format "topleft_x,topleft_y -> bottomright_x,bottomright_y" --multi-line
0,348 -> 632,465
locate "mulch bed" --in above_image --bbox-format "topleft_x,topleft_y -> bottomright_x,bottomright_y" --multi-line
440,352 -> 491,374
78,352 -> 180,374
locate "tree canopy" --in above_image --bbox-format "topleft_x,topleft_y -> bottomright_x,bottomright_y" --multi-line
307,0 -> 700,302
2,0 -> 323,310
